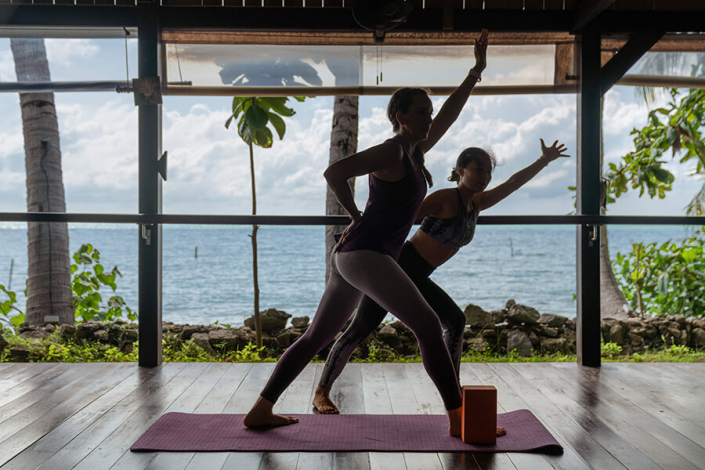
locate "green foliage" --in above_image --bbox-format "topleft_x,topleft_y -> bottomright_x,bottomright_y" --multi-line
601,342 -> 623,358
613,227 -> 705,317
0,284 -> 24,334
228,342 -> 266,362
225,96 -> 305,149
606,88 -> 705,214
71,244 -> 136,323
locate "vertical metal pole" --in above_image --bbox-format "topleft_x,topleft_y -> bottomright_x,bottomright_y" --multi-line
138,5 -> 163,367
576,25 -> 602,367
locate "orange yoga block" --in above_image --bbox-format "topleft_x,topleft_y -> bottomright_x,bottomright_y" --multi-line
461,385 -> 497,445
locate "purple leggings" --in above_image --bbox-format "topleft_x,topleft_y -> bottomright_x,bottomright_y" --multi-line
260,249 -> 462,410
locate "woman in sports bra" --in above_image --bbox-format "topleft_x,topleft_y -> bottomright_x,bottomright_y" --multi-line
313,139 -> 569,416
243,31 -> 491,436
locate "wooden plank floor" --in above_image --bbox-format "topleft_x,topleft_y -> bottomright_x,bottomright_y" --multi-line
1,362 -> 704,469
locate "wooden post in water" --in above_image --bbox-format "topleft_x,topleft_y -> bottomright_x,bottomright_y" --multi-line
195,246 -> 198,259
8,259 -> 13,289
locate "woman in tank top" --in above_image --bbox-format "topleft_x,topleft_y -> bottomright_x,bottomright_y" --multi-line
244,31 -> 490,437
313,139 -> 569,416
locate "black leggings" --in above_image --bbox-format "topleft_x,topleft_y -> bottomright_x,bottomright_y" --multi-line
319,241 -> 466,391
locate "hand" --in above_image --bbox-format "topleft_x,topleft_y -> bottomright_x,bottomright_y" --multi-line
539,139 -> 570,163
333,213 -> 362,253
473,29 -> 489,74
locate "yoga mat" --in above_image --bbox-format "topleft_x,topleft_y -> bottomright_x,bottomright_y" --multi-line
131,409 -> 563,454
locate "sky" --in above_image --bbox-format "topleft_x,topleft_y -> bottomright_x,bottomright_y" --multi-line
0,37 -> 703,219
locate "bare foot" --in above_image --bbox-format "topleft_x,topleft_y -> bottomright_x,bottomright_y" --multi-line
497,426 -> 506,437
448,407 -> 462,436
243,396 -> 299,429
312,386 -> 340,414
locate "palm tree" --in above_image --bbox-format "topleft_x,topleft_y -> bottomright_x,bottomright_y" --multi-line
323,56 -> 360,283
11,38 -> 74,326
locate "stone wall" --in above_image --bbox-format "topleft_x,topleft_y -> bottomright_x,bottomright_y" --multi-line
2,304 -> 704,361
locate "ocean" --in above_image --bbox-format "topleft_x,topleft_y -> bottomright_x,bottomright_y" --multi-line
0,223 -> 697,326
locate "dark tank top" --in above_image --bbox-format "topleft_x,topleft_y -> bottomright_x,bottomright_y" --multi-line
336,139 -> 428,261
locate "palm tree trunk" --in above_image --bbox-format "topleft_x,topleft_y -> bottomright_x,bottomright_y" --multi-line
248,142 -> 262,348
325,96 -> 359,283
11,38 -> 74,326
599,96 -> 636,321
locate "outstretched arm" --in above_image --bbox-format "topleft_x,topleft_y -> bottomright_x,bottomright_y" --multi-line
419,29 -> 489,154
473,139 -> 570,211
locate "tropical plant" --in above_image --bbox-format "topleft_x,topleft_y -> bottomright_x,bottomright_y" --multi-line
71,243 -> 135,322
0,284 -> 24,334
613,227 -> 705,318
606,87 -> 705,215
225,96 -> 304,348
11,38 -> 74,325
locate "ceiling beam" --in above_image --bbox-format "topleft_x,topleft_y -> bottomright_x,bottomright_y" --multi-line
572,0 -> 616,32
1,6 -> 703,34
600,30 -> 665,94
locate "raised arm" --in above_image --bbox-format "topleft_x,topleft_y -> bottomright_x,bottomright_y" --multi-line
473,139 -> 570,211
418,29 -> 488,154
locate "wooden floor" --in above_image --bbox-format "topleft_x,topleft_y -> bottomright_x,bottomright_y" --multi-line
0,362 -> 704,470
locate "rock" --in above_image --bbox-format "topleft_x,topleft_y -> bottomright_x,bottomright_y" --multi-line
76,322 -> 101,339
191,333 -> 215,355
20,329 -> 48,341
19,325 -> 35,334
377,324 -> 397,340
120,341 -> 134,355
507,330 -> 532,357
244,308 -> 291,334
529,331 -> 540,347
629,333 -> 644,348
464,304 -> 493,328
122,328 -> 138,340
506,299 -> 516,309
59,324 -> 76,336
291,316 -> 310,328
94,330 -> 109,341
541,338 -> 568,355
690,328 -> 705,348
490,309 -> 507,324
0,333 -> 7,353
694,318 -> 705,330
180,326 -> 201,340
465,338 -> 490,353
507,304 -> 540,324
609,323 -> 627,346
8,345 -> 30,362
542,326 -> 560,338
481,328 -> 497,340
45,324 -> 56,333
276,331 -> 292,348
538,313 -> 568,327
565,319 -> 576,330
208,329 -> 237,348
674,315 -> 687,326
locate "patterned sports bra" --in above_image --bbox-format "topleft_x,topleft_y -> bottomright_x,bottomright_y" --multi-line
419,188 -> 479,249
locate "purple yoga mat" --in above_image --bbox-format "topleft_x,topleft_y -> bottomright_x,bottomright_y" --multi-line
131,409 -> 563,454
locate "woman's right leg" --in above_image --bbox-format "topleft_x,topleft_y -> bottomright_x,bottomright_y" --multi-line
244,258 -> 363,428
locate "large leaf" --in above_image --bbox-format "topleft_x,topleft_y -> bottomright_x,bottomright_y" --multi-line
244,105 -> 269,130
267,112 -> 286,140
268,99 -> 295,117
254,127 -> 274,149
239,117 -> 256,144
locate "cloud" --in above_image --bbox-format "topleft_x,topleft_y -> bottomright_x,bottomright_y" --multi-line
45,39 -> 100,68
